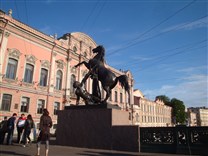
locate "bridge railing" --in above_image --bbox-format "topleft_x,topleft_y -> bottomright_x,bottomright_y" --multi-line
140,126 -> 208,155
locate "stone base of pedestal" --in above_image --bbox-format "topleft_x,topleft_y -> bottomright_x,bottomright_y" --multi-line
56,105 -> 140,152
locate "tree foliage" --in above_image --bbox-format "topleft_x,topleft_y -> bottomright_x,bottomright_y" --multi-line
155,95 -> 186,124
155,95 -> 170,106
171,98 -> 186,124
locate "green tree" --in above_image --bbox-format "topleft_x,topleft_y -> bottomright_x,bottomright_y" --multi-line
155,95 -> 186,125
171,98 -> 186,124
155,95 -> 170,106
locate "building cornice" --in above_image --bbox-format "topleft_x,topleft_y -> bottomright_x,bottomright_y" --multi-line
2,10 -> 69,54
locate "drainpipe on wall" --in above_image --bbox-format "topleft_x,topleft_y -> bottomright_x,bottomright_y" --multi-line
78,54 -> 82,82
46,42 -> 56,110
64,48 -> 71,106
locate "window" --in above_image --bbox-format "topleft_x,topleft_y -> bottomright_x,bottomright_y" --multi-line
109,92 -> 112,101
36,123 -> 40,129
129,112 -> 131,120
126,94 -> 130,104
53,124 -> 57,129
56,70 -> 62,90
70,74 -> 76,93
40,68 -> 48,86
54,102 -> 60,115
73,46 -> 77,53
136,113 -> 139,122
37,99 -> 45,114
24,63 -> 34,83
1,94 -> 12,111
21,97 -> 30,113
6,58 -> 18,79
120,93 -> 123,103
115,91 -> 118,102
128,95 -> 130,104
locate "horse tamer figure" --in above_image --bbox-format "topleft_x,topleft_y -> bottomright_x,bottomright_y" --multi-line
74,45 -> 130,104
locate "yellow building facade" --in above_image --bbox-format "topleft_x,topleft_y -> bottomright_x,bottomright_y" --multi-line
133,89 -> 172,127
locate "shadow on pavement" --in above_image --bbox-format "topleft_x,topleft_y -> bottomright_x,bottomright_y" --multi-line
0,151 -> 30,156
80,151 -> 137,156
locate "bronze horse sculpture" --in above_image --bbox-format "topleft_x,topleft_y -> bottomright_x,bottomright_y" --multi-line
74,45 -> 130,103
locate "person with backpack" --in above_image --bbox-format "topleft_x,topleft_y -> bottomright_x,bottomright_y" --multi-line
22,114 -> 34,147
35,109 -> 52,156
16,113 -> 26,143
0,116 -> 8,144
6,113 -> 17,145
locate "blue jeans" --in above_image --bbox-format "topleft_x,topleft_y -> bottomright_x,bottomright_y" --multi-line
6,128 -> 14,145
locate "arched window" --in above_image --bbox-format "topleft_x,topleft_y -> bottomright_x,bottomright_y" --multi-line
6,58 -> 18,79
126,94 -> 130,104
70,74 -> 76,93
109,91 -> 112,101
136,113 -> 139,122
73,46 -> 77,53
120,93 -> 123,103
24,63 -> 34,83
56,70 -> 62,90
115,91 -> 118,102
40,68 -> 48,86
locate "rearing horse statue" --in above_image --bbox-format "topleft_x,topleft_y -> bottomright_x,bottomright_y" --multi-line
74,45 -> 130,103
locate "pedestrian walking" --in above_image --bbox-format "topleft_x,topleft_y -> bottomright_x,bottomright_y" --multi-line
22,114 -> 34,147
0,116 -> 8,144
6,113 -> 17,145
35,109 -> 52,156
16,113 -> 26,143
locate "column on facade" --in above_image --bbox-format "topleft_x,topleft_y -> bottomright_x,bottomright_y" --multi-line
64,49 -> 71,105
153,103 -> 156,126
78,41 -> 83,82
0,31 -> 10,82
123,88 -> 126,110
129,78 -> 134,105
49,51 -> 57,92
88,46 -> 92,94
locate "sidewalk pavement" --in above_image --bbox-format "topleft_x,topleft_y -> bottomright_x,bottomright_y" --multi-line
0,138 -> 188,156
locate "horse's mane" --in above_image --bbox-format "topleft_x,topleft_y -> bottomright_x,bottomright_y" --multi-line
93,46 -> 105,63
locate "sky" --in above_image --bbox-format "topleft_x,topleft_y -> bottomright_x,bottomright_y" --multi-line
1,0 -> 207,108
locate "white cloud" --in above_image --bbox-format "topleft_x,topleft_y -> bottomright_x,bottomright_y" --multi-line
130,56 -> 153,61
162,17 -> 208,32
143,74 -> 208,108
177,65 -> 208,73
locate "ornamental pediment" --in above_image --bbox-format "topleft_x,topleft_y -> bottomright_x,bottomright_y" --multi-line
41,60 -> 50,69
82,70 -> 88,77
8,48 -> 22,59
71,67 -> 77,74
25,55 -> 37,64
71,32 -> 97,48
56,59 -> 66,69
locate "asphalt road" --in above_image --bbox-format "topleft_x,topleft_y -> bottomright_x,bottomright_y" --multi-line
0,142 -> 189,156
0,137 -> 188,156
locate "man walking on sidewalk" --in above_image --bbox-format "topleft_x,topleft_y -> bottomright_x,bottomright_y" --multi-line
6,113 -> 17,145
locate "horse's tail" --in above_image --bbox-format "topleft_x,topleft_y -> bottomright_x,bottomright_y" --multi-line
117,75 -> 130,95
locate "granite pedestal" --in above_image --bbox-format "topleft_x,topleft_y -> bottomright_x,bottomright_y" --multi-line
56,104 -> 140,152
